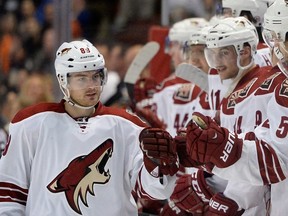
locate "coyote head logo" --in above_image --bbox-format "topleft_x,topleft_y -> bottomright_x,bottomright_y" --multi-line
47,139 -> 113,214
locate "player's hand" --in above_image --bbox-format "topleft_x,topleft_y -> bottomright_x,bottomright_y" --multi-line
135,107 -> 167,129
160,200 -> 193,216
174,128 -> 202,168
170,169 -> 214,214
206,193 -> 244,216
186,112 -> 243,168
134,77 -> 157,103
139,127 -> 179,177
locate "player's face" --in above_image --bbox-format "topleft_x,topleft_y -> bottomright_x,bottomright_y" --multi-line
67,70 -> 103,107
185,45 -> 210,73
168,41 -> 184,68
205,45 -> 239,80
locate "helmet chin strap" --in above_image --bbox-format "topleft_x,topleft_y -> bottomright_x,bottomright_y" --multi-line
235,55 -> 254,79
225,56 -> 254,97
60,85 -> 103,110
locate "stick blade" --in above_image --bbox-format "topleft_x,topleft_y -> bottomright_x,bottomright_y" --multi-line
175,63 -> 209,93
124,41 -> 160,84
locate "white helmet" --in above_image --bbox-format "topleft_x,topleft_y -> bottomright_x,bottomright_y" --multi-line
262,0 -> 288,76
168,18 -> 210,43
206,17 -> 258,55
55,39 -> 107,108
205,17 -> 259,70
222,0 -> 273,27
263,0 -> 288,44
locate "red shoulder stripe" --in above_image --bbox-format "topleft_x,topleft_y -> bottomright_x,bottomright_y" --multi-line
95,103 -> 147,127
12,101 -> 66,124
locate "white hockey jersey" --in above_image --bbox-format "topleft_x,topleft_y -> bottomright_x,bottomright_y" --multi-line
0,100 -> 176,216
152,75 -> 211,137
213,77 -> 288,215
213,67 -> 285,215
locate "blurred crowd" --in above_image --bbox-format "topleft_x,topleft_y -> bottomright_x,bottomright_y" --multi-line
0,0 -> 218,155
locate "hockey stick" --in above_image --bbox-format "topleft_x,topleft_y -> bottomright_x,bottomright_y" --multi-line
124,41 -> 160,107
175,63 -> 209,93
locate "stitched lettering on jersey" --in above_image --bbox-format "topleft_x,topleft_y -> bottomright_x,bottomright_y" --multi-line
279,79 -> 288,97
47,139 -> 113,214
259,72 -> 281,90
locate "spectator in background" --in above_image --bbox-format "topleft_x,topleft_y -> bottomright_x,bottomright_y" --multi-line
0,90 -> 19,157
0,12 -> 18,77
112,0 -> 157,32
17,73 -> 54,109
99,42 -> 124,105
33,27 -> 55,74
169,0 -> 218,23
102,43 -> 144,108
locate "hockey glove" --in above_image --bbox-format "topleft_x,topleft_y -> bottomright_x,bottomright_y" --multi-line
160,200 -> 193,216
134,77 -> 157,103
206,193 -> 244,216
186,112 -> 243,168
139,127 -> 179,177
170,169 -> 214,214
175,128 -> 203,168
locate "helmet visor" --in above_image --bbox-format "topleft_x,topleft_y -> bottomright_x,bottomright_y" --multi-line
183,44 -> 206,63
204,46 -> 236,68
222,7 -> 233,18
274,42 -> 288,77
67,69 -> 105,90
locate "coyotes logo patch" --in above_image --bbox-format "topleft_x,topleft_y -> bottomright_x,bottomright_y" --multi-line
47,139 -> 113,214
279,79 -> 288,97
60,48 -> 72,55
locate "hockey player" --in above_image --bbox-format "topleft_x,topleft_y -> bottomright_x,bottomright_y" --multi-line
0,39 -> 179,215
207,0 -> 274,116
151,17 -> 211,137
221,0 -> 274,66
172,16 -> 275,215
135,18 -> 213,215
184,1 -> 288,215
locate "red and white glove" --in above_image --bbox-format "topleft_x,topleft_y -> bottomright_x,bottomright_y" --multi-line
186,112 -> 243,168
160,200 -> 193,216
170,169 -> 214,215
206,193 -> 244,216
174,128 -> 203,168
135,107 -> 167,129
134,77 -> 157,103
139,127 -> 179,177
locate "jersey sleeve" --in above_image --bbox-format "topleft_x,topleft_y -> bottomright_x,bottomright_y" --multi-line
0,120 -> 34,214
118,116 -> 176,200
